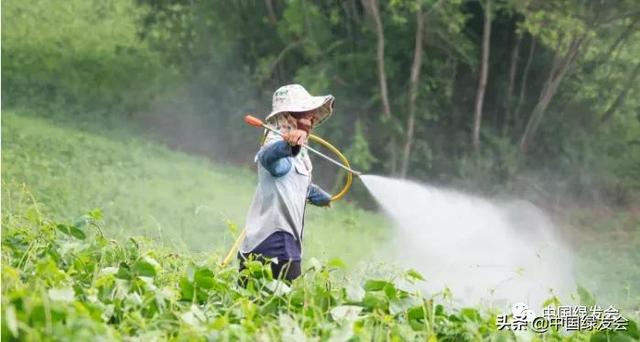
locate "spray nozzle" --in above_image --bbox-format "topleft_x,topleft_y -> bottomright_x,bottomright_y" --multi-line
244,114 -> 264,128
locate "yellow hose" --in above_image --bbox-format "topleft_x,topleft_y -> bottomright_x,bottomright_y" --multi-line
221,134 -> 353,266
308,134 -> 353,201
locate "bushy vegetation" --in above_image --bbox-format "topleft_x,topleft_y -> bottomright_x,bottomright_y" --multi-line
1,0 -> 168,115
3,0 -> 639,200
4,206 -> 639,340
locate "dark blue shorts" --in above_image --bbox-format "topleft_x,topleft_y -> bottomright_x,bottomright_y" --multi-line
240,231 -> 301,261
237,231 -> 302,282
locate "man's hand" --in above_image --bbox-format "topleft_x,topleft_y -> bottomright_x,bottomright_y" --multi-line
284,129 -> 308,146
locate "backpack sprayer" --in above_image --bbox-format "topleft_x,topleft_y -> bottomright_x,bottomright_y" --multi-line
220,115 -> 362,266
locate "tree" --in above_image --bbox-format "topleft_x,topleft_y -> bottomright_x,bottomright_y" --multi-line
601,62 -> 640,123
514,35 -> 535,128
472,0 -> 492,153
517,0 -> 638,154
362,0 -> 397,173
519,34 -> 585,154
400,4 -> 425,178
503,22 -> 521,134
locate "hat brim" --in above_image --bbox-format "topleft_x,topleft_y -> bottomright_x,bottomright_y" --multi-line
265,95 -> 334,127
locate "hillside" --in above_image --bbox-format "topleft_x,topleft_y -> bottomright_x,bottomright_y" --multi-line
1,112 -> 388,262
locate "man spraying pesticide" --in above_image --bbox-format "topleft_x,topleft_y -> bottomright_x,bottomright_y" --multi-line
223,84 -> 361,282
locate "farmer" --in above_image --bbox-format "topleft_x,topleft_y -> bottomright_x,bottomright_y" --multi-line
238,84 -> 334,282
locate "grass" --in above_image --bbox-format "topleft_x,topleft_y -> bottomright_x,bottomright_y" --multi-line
567,208 -> 640,312
1,112 -> 389,263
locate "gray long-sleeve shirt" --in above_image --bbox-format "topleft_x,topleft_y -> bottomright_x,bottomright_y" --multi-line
239,138 -> 331,258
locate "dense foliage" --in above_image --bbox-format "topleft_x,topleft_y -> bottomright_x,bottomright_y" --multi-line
3,207 -> 638,340
2,0 -> 639,202
1,0 -> 168,115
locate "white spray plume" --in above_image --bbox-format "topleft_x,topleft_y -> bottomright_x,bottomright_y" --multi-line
360,175 -> 575,309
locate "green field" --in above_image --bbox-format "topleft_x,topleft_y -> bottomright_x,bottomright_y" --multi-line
569,208 -> 640,313
1,112 -> 389,261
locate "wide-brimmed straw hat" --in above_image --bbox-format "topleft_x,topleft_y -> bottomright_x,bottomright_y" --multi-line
265,84 -> 335,127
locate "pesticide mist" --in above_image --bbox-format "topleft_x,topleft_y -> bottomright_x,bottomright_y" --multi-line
360,175 -> 575,309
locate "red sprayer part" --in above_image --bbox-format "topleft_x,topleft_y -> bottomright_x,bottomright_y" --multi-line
244,115 -> 264,128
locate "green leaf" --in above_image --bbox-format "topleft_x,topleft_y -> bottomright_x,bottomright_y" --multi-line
406,269 -> 425,282
461,307 -> 480,322
625,318 -> 639,338
194,268 -> 215,289
116,262 -> 132,280
179,277 -> 194,301
29,305 -> 46,325
212,316 -> 229,330
24,207 -> 42,225
576,286 -> 596,307
5,305 -> 18,337
56,224 -> 86,240
88,208 -> 103,221
364,279 -> 394,292
408,306 -> 425,321
327,258 -> 346,269
384,283 -> 398,300
364,279 -> 397,301
362,291 -> 389,312
134,259 -> 157,278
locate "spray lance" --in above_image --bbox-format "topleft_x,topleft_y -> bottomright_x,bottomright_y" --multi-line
220,115 -> 362,266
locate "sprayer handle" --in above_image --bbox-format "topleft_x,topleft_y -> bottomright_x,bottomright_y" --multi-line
244,115 -> 264,128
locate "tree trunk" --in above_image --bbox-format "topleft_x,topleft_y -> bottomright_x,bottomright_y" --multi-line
473,0 -> 492,153
400,7 -> 425,178
362,0 -> 397,173
519,35 -> 585,154
264,0 -> 277,26
601,62 -> 640,123
514,36 -> 536,129
363,0 -> 392,121
504,27 -> 521,134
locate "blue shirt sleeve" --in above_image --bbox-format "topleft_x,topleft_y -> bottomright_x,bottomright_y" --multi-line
257,139 -> 301,177
307,183 -> 331,206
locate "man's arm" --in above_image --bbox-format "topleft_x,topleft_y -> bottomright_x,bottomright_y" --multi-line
258,139 -> 301,177
307,183 -> 331,207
